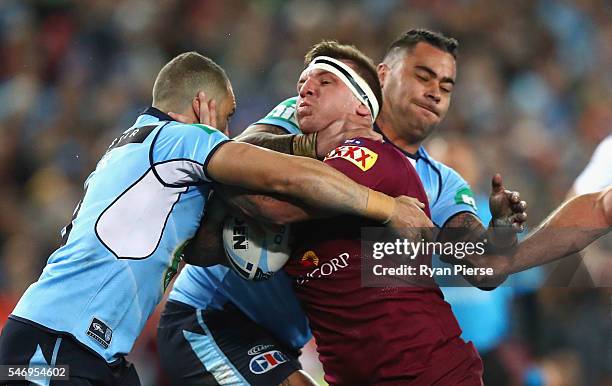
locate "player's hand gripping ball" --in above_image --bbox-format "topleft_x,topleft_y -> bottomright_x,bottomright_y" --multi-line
222,215 -> 291,281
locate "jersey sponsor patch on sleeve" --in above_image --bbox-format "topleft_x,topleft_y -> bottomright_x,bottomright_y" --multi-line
324,145 -> 378,171
454,186 -> 477,209
87,317 -> 113,349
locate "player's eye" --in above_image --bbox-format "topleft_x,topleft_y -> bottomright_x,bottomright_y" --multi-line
417,74 -> 429,82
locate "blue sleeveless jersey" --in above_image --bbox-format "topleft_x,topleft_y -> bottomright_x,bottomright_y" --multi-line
12,107 -> 229,362
169,97 -> 478,349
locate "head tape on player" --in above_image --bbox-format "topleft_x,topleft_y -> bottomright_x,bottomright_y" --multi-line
305,56 -> 380,122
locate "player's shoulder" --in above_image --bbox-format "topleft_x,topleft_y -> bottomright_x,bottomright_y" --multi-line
277,96 -> 298,107
264,96 -> 298,118
254,96 -> 300,134
162,121 -> 224,138
418,147 -> 467,184
164,121 -> 217,132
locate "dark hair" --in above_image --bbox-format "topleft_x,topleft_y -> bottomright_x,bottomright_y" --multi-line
304,40 -> 382,111
384,29 -> 459,61
152,51 -> 230,112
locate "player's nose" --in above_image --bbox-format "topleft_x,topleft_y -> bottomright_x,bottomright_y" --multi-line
299,77 -> 317,98
425,86 -> 441,104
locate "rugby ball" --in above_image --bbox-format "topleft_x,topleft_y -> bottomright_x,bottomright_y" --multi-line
222,215 -> 291,281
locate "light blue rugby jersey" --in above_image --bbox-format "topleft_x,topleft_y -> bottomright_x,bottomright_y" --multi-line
12,107 -> 229,362
169,96 -> 478,349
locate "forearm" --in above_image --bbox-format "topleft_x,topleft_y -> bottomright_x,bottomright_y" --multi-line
228,126 -> 324,222
275,155 -> 371,218
437,212 -> 487,263
508,190 -> 611,274
437,212 -> 511,288
214,184 -> 318,225
236,131 -> 294,154
235,124 -> 317,158
208,143 -> 391,222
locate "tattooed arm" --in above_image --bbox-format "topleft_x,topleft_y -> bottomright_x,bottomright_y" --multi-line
437,211 -> 514,289
437,175 -> 528,288
222,123 -> 319,224
235,124 -> 296,154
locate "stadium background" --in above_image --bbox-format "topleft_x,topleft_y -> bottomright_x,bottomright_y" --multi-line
0,0 -> 610,385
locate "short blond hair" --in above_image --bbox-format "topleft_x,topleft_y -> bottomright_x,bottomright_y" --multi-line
152,52 -> 230,112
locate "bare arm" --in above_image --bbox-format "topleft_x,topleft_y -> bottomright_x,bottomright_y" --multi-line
505,187 -> 611,275
436,175 -> 528,288
236,115 -> 382,159
214,183 -> 318,225
207,141 -> 430,236
208,142 -> 370,220
224,123 -> 319,223
235,124 -> 296,154
228,117 -> 382,223
436,212 -> 504,288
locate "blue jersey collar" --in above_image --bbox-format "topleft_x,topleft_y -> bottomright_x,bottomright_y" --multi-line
373,123 -> 425,160
141,106 -> 174,122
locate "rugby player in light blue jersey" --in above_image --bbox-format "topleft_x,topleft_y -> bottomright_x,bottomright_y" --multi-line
159,32 -> 528,386
0,52 -> 425,386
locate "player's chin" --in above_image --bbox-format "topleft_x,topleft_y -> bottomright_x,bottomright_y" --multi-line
298,117 -> 321,134
417,112 -> 440,128
410,122 -> 436,142
408,107 -> 438,130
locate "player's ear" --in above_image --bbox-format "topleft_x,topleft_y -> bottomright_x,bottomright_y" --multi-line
192,93 -> 201,121
377,63 -> 389,88
356,103 -> 371,119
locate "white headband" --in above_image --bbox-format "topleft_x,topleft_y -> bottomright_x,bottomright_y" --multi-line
306,56 -> 379,122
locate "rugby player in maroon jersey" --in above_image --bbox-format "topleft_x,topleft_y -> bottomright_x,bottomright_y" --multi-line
276,48 -> 484,385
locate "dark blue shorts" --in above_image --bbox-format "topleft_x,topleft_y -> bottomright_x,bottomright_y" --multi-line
0,317 -> 140,386
157,301 -> 302,386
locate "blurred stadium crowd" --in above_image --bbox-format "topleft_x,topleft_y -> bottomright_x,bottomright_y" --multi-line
0,0 -> 610,385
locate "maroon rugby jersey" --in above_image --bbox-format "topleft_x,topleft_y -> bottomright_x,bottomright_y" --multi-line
284,138 -> 479,385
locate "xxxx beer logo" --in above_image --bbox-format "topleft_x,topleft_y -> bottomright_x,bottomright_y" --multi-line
324,145 -> 378,171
